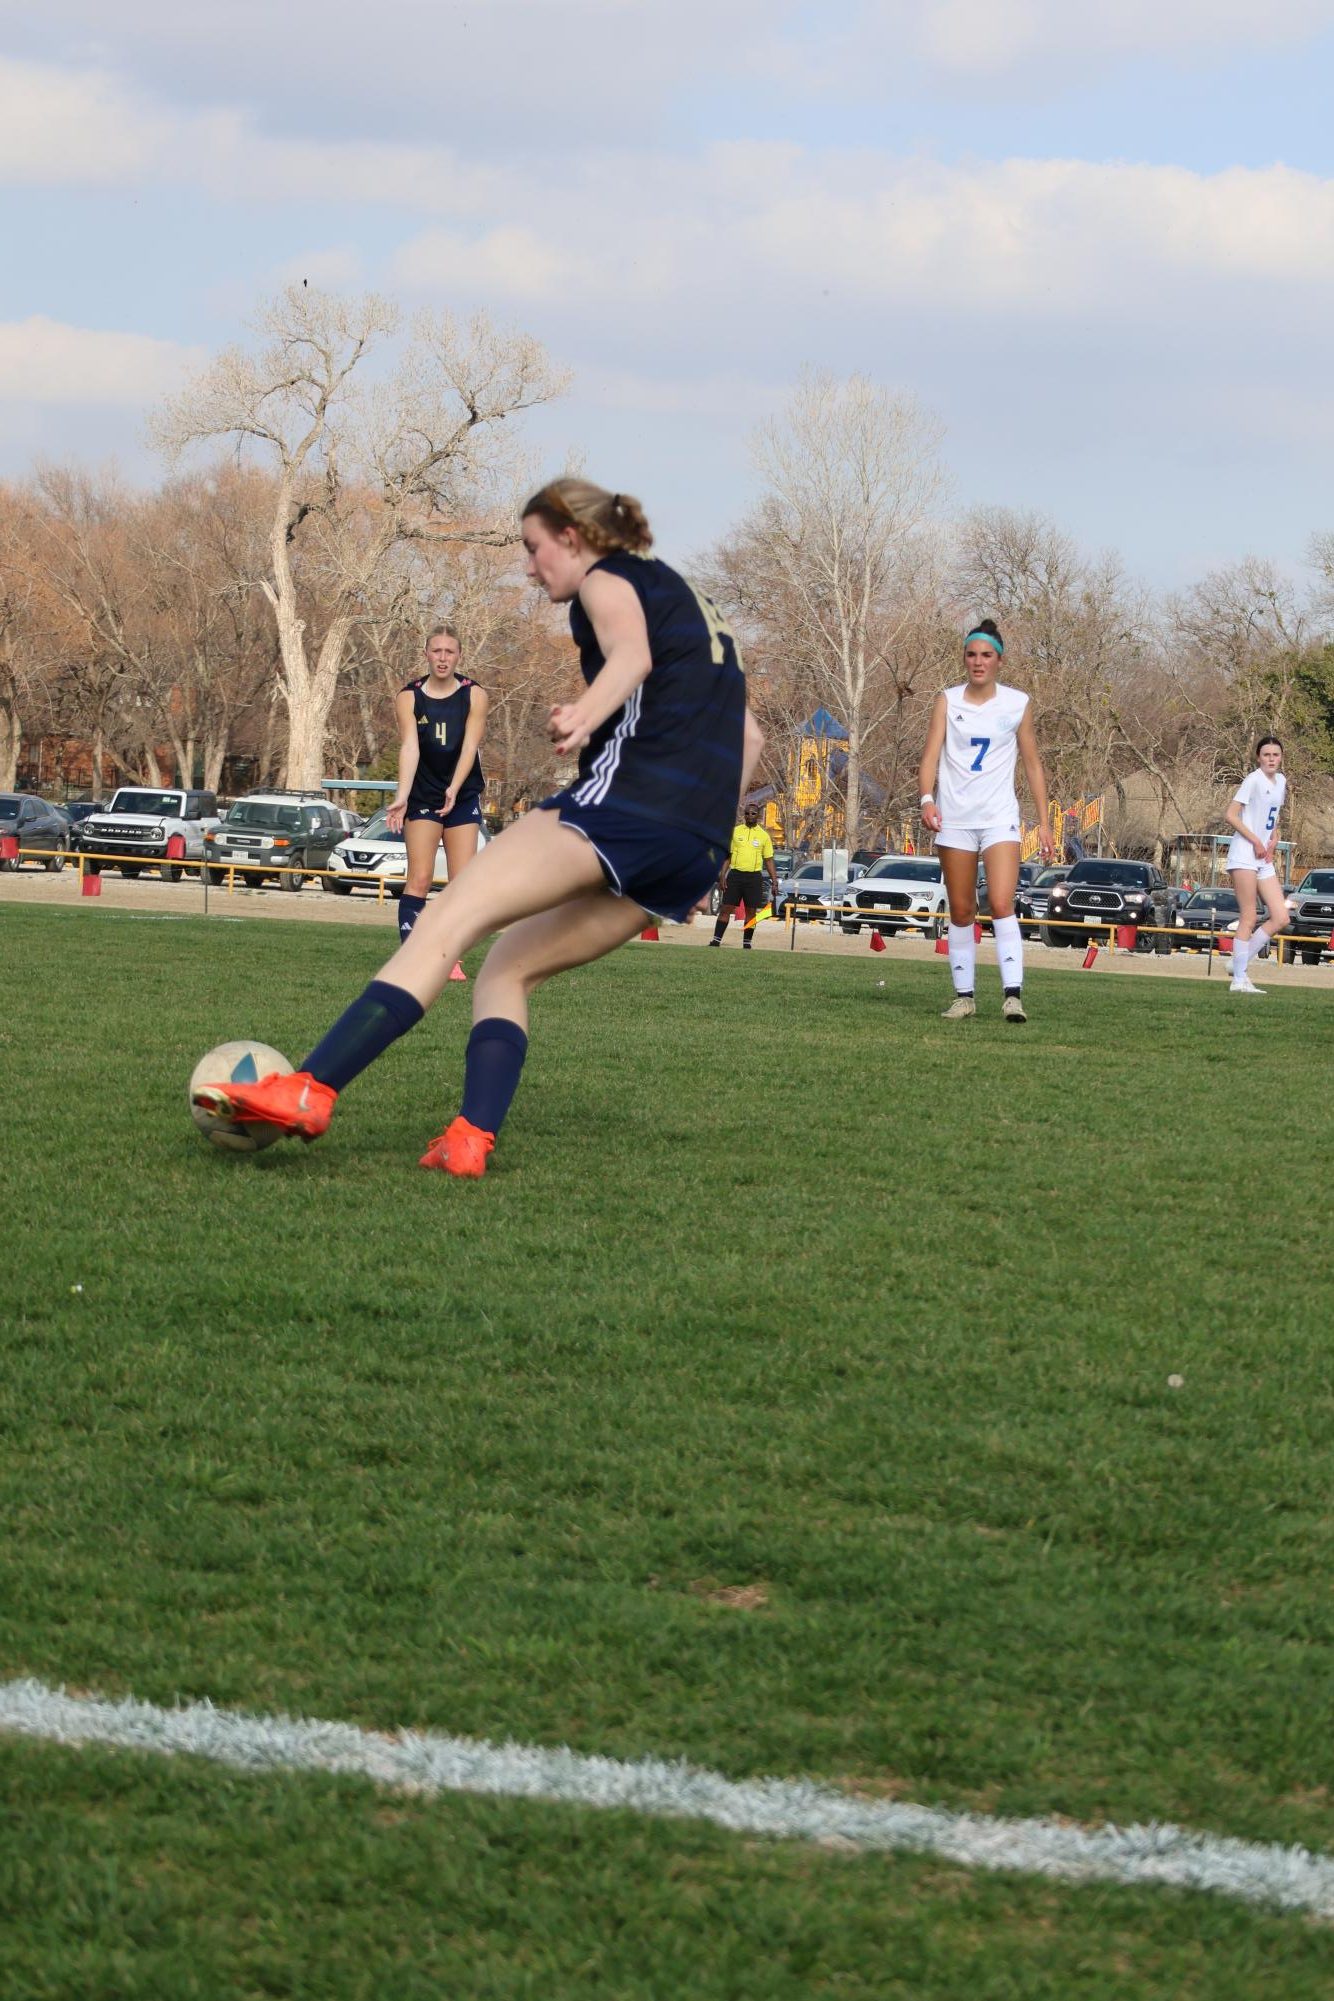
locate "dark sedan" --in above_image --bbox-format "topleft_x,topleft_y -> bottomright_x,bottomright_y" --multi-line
0,793 -> 69,870
1016,864 -> 1071,936
1170,888 -> 1243,951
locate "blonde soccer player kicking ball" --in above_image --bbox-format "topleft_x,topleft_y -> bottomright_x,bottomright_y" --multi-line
194,479 -> 761,1176
918,619 -> 1053,1022
1224,736 -> 1288,996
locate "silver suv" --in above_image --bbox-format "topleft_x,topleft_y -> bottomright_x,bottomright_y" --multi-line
205,792 -> 345,892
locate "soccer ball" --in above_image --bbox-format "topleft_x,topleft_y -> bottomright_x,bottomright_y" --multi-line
189,1041 -> 293,1153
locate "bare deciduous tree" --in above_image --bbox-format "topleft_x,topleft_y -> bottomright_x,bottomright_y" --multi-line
154,286 -> 566,787
704,372 -> 946,850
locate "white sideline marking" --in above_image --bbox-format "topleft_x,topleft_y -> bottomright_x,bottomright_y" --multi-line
1,1678 -> 1330,1918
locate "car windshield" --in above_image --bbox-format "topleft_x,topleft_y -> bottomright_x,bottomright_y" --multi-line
1071,861 -> 1150,884
228,802 -> 303,831
796,864 -> 825,880
110,791 -> 182,817
862,857 -> 942,881
1183,890 -> 1239,910
1034,867 -> 1067,886
356,809 -> 404,843
1297,871 -> 1334,893
0,796 -> 20,819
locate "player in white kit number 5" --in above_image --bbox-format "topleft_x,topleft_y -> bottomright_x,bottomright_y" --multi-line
1224,736 -> 1288,996
918,620 -> 1053,1023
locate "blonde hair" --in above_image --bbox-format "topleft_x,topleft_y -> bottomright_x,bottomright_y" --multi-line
425,623 -> 461,648
521,478 -> 653,555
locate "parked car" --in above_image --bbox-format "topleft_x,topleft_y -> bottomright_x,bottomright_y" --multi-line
780,858 -> 865,923
838,855 -> 946,936
1016,864 -> 1071,937
1284,868 -> 1334,964
79,787 -> 220,879
976,859 -> 1045,929
1043,858 -> 1174,950
322,807 -> 488,896
205,792 -> 345,891
0,792 -> 69,870
62,800 -> 107,845
1169,887 -> 1244,952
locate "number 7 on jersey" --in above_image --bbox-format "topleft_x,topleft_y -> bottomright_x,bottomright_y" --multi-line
969,737 -> 991,771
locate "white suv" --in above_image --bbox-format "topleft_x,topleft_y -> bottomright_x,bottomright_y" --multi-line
838,855 -> 947,936
323,807 -> 487,896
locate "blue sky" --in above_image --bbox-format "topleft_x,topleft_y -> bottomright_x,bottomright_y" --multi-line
2,1 -> 1332,589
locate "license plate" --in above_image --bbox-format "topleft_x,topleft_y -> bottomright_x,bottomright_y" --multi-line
1085,914 -> 1102,924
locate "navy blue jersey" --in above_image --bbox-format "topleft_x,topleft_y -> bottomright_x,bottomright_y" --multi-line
566,552 -> 745,846
405,677 -> 483,803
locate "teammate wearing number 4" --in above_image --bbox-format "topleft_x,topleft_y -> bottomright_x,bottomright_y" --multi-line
918,620 -> 1053,1022
194,478 -> 760,1175
1224,737 -> 1287,996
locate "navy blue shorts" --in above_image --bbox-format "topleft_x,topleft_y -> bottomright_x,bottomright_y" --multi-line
406,792 -> 483,830
539,792 -> 726,922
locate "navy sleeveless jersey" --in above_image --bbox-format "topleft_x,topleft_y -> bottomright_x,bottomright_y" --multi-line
566,552 -> 745,846
406,677 -> 483,802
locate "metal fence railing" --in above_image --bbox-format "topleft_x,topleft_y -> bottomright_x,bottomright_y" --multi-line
5,845 -> 1334,969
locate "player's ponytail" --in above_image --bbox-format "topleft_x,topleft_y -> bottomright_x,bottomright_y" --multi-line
522,478 -> 653,555
965,618 -> 1005,654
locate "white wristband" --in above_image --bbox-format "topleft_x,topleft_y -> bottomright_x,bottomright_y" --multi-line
920,793 -> 934,807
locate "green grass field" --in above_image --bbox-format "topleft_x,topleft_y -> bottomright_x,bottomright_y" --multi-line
1,904 -> 1331,1998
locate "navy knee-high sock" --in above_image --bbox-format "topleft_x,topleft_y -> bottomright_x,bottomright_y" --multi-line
397,893 -> 426,943
303,980 -> 424,1093
459,1018 -> 529,1136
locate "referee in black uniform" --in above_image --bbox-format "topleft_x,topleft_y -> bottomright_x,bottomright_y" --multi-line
709,803 -> 779,950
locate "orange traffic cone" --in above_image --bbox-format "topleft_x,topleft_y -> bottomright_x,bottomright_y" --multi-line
869,930 -> 886,952
81,870 -> 102,897
934,935 -> 949,955
448,962 -> 467,982
1081,943 -> 1099,969
639,925 -> 659,942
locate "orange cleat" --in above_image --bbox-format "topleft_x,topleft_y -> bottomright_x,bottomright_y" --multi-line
418,1115 -> 495,1178
192,1069 -> 337,1141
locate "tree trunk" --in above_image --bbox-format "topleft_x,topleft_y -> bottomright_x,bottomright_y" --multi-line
843,728 -> 862,854
0,699 -> 17,790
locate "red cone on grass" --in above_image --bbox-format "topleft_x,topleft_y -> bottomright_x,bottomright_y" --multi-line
1082,943 -> 1099,969
869,930 -> 887,952
934,935 -> 949,956
639,925 -> 659,942
973,921 -> 983,943
81,871 -> 102,897
448,962 -> 467,982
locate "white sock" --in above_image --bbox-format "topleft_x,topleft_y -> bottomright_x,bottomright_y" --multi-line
1251,927 -> 1272,960
947,923 -> 976,995
1232,937 -> 1249,978
993,914 -> 1023,990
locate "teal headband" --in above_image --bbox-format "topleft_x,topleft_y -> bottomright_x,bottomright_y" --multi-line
965,629 -> 1003,655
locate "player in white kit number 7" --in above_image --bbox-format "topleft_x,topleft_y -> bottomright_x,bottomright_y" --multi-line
918,620 -> 1053,1023
1224,736 -> 1288,996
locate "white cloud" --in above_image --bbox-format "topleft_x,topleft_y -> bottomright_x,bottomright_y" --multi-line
0,318 -> 204,404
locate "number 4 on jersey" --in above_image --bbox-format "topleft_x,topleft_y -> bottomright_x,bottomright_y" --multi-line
687,583 -> 742,668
